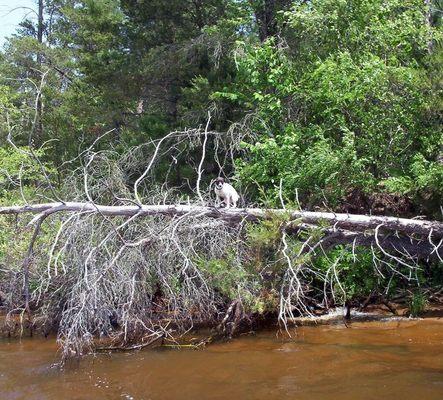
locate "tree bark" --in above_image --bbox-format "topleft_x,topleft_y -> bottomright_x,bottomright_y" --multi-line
294,225 -> 443,260
1,202 -> 442,238
252,0 -> 292,41
35,0 -> 44,141
424,0 -> 434,53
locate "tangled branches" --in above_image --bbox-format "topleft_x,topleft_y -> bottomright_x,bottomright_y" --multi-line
0,122 -> 442,359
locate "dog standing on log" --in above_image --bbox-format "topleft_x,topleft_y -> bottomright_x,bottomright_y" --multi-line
214,177 -> 239,208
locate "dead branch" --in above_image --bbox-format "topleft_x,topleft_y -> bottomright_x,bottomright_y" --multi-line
1,202 -> 441,239
1,118 -> 442,360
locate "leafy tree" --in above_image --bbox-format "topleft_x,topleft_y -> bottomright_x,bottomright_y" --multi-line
0,0 -> 441,216
215,0 -> 442,215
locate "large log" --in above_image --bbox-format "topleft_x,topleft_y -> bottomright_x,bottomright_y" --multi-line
301,227 -> 443,259
0,202 -> 442,238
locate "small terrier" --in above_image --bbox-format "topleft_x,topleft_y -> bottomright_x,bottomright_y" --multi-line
214,177 -> 239,208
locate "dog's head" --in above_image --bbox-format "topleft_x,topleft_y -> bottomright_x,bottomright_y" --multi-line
214,177 -> 225,190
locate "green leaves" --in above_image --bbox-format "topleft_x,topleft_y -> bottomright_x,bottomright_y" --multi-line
0,147 -> 50,187
0,0 -> 440,217
0,146 -> 55,205
216,0 -> 442,214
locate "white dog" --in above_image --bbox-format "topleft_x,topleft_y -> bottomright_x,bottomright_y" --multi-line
214,177 -> 239,208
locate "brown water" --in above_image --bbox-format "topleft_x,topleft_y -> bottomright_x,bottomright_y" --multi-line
1,319 -> 443,400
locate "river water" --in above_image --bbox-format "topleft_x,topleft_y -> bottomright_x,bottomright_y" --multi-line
1,319 -> 443,400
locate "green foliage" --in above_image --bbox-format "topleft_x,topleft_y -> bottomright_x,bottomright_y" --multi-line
245,213 -> 301,279
215,0 -> 442,213
246,212 -> 291,249
282,0 -> 439,63
0,146 -> 54,202
119,114 -> 169,148
314,246 -> 381,301
196,255 -> 249,300
0,146 -> 56,268
196,253 -> 280,315
0,0 -> 440,216
409,292 -> 428,317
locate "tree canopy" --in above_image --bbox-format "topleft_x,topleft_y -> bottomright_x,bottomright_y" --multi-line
0,0 -> 442,215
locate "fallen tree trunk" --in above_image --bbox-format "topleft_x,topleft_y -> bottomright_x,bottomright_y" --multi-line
2,118 -> 441,360
1,202 -> 442,238
1,199 -> 442,359
293,226 -> 443,260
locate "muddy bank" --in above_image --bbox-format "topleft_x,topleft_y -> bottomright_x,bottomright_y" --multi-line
291,302 -> 443,326
2,302 -> 443,352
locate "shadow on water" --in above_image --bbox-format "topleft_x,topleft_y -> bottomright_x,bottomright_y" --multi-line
1,318 -> 443,400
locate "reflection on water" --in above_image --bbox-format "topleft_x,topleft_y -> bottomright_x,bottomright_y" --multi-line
1,319 -> 443,400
